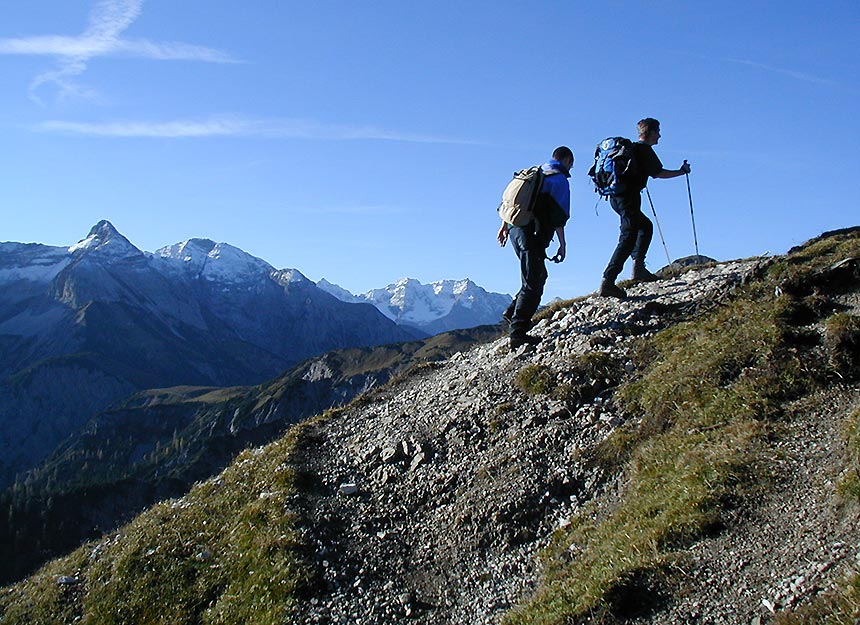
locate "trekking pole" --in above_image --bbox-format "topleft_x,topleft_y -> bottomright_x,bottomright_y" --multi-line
644,187 -> 671,265
684,161 -> 700,258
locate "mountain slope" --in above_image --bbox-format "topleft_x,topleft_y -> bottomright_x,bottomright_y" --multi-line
0,221 -> 419,488
0,324 -> 501,585
1,227 -> 858,625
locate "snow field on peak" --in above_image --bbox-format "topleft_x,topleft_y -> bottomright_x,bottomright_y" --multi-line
320,277 -> 494,325
153,239 -> 278,285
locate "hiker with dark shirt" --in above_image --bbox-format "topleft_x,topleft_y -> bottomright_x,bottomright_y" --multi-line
599,118 -> 691,298
497,146 -> 572,350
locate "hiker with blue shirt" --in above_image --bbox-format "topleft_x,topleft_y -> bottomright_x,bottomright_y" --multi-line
497,146 -> 572,350
598,118 -> 691,298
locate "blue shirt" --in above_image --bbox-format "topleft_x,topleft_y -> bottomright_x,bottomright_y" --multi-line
541,159 -> 571,219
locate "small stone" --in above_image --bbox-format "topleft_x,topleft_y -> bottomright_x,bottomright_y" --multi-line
56,576 -> 79,586
381,446 -> 399,463
409,452 -> 427,471
338,483 -> 359,496
547,401 -> 569,419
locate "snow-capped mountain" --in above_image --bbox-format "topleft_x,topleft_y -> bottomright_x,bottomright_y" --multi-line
0,220 -> 419,489
317,277 -> 512,335
151,237 -> 288,286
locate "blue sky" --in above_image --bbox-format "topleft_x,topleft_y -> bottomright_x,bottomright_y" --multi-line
1,1 -> 858,301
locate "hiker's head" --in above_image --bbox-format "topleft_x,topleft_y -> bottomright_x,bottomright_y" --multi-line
552,146 -> 574,171
638,118 -> 661,145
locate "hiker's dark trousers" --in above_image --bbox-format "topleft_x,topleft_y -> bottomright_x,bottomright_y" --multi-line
603,192 -> 653,281
507,224 -> 547,336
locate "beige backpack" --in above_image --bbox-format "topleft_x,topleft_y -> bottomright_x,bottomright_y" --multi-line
498,165 -> 544,226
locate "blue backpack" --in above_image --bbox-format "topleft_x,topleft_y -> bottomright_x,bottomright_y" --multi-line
587,137 -> 637,197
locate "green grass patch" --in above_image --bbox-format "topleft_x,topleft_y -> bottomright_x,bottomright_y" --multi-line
837,409 -> 860,502
553,351 -> 624,408
516,364 -> 557,396
825,313 -> 860,377
508,421 -> 762,625
0,410 -> 338,625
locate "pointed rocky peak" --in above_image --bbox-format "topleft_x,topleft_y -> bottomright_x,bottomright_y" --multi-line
67,220 -> 143,260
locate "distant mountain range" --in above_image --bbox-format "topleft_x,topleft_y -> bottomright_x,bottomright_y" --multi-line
0,221 -> 430,489
0,219 -> 509,503
317,277 -> 511,335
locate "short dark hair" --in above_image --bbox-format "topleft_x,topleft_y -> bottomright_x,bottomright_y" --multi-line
637,118 -> 660,139
552,146 -> 574,162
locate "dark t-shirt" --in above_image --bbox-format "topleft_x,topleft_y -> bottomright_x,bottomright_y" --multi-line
630,142 -> 663,193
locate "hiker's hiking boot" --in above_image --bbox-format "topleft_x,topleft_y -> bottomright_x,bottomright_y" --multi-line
503,309 -> 534,333
510,333 -> 541,351
598,279 -> 627,299
632,262 -> 659,283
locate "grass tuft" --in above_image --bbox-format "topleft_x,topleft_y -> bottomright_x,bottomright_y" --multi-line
516,364 -> 557,396
825,313 -> 860,377
837,409 -> 860,502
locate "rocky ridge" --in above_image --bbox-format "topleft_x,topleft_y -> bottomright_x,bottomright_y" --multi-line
285,256 -> 858,624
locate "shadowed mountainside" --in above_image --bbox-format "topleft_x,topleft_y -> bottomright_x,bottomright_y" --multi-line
0,324 -> 501,586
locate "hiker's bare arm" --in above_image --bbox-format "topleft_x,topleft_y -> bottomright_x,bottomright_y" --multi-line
552,227 -> 566,262
497,220 -> 509,247
655,161 -> 691,179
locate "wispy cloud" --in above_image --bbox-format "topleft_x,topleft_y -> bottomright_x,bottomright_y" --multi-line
34,115 -> 483,145
0,35 -> 236,63
0,0 -> 238,105
721,57 -> 838,88
671,49 -> 844,90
